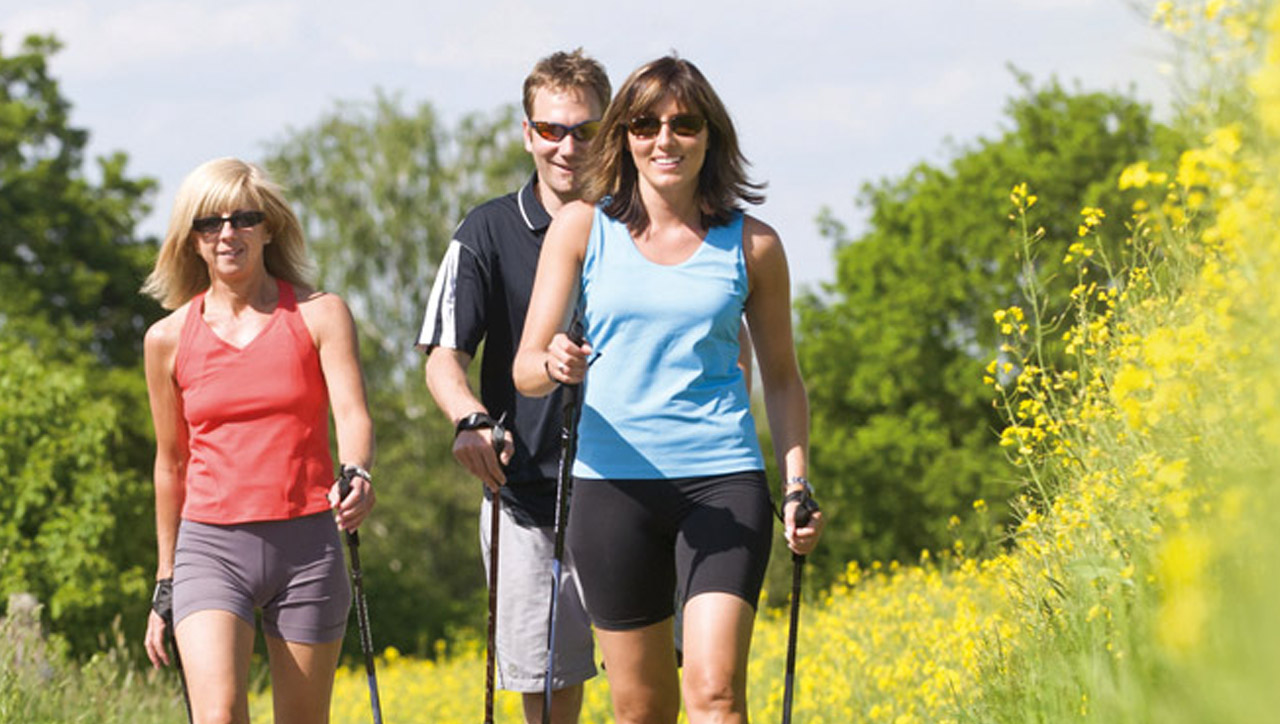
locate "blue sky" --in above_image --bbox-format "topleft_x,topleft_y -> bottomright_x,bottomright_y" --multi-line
3,0 -> 1173,292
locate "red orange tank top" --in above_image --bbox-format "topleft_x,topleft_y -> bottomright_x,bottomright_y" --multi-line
175,279 -> 333,524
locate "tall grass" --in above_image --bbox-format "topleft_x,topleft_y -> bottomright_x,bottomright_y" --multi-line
0,609 -> 187,723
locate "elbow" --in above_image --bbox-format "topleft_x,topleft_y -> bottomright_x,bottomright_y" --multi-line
513,350 -> 553,398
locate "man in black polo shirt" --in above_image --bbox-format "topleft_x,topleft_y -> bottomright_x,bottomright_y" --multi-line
416,49 -> 610,724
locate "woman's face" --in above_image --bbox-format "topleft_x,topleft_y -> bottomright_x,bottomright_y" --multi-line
190,206 -> 269,281
626,94 -> 708,199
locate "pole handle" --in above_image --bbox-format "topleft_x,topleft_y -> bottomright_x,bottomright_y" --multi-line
793,496 -> 818,529
336,467 -> 360,546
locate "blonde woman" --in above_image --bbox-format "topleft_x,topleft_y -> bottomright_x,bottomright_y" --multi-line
141,158 -> 375,724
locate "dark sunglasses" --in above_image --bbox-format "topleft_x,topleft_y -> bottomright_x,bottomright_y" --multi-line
626,114 -> 706,139
529,119 -> 601,143
192,210 -> 266,235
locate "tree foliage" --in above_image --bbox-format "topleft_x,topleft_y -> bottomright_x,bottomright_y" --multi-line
0,35 -> 158,367
797,75 -> 1183,577
0,326 -> 153,654
0,35 -> 158,654
264,93 -> 532,654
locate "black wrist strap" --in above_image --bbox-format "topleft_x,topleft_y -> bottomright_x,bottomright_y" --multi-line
779,489 -> 821,526
152,578 -> 174,625
455,411 -> 497,437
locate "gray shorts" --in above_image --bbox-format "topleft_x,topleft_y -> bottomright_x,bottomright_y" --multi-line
480,493 -> 596,693
173,511 -> 351,644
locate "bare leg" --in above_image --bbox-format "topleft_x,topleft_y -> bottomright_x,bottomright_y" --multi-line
595,618 -> 681,724
680,593 -> 755,724
264,634 -> 344,724
174,610 -> 255,724
521,684 -> 585,724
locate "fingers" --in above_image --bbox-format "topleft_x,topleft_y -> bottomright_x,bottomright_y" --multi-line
784,504 -> 824,556
498,435 -> 515,466
332,475 -> 376,532
144,611 -> 171,668
545,333 -> 592,384
452,429 -> 508,491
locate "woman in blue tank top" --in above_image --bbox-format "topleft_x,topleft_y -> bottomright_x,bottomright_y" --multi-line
515,56 -> 825,724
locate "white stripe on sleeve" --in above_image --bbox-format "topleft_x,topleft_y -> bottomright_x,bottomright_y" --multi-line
416,240 -> 463,351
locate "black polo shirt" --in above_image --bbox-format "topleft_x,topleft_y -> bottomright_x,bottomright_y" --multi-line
417,175 -> 566,526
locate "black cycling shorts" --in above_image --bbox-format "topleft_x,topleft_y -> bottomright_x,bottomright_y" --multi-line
566,470 -> 774,631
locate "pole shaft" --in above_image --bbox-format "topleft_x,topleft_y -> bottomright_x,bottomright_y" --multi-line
781,553 -> 804,724
339,470 -> 383,724
485,493 -> 500,724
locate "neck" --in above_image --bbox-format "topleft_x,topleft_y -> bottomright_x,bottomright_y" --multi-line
206,270 -> 277,312
639,183 -> 701,232
535,181 -> 578,219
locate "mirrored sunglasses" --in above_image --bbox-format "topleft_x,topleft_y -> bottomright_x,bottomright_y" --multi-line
530,119 -> 601,143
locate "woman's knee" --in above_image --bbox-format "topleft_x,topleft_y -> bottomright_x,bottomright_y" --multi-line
681,665 -> 746,716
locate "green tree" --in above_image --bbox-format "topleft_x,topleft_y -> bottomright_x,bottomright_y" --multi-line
1,35 -> 159,654
0,35 -> 159,368
263,93 -> 531,654
797,75 -> 1184,577
0,325 -> 153,655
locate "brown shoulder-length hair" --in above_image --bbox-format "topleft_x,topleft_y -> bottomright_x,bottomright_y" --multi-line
141,158 -> 315,310
579,55 -> 764,235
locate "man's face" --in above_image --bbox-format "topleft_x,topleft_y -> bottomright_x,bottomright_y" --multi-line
523,86 -> 604,208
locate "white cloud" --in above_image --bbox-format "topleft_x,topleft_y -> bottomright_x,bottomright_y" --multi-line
4,0 -> 303,76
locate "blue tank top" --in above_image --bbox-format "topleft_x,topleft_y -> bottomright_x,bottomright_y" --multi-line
574,206 -> 765,479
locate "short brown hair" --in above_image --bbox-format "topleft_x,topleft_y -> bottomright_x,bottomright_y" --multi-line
522,48 -> 611,119
141,158 -> 314,309
579,55 -> 764,235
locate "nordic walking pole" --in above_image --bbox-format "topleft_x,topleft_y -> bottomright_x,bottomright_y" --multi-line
338,466 -> 384,724
781,490 -> 821,724
168,624 -> 193,723
484,414 -> 508,724
152,579 -> 192,723
542,322 -> 587,724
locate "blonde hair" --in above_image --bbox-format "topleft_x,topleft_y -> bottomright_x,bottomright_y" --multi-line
580,55 -> 764,235
141,158 -> 314,309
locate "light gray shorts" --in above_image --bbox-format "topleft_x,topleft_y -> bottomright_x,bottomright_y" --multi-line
480,493 -> 597,693
173,511 -> 351,644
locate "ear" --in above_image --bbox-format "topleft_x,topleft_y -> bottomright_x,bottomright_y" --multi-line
522,119 -> 536,154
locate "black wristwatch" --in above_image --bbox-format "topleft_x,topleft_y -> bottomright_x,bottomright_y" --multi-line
455,411 -> 498,437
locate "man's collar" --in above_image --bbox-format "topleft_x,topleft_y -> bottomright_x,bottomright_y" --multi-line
517,173 -> 553,232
